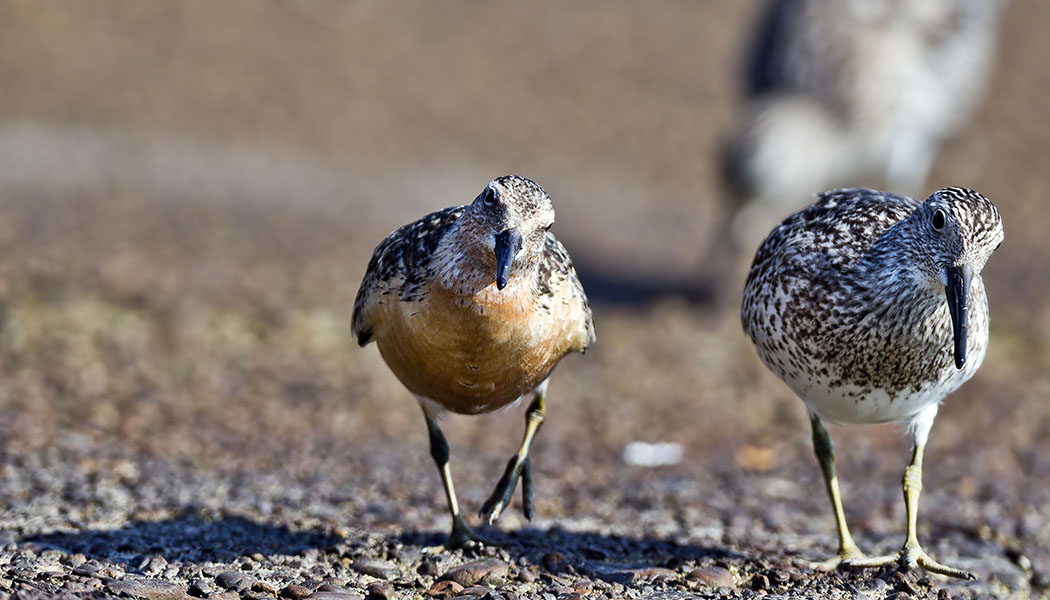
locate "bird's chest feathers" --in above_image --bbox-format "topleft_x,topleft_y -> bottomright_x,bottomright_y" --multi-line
376,276 -> 560,413
414,278 -> 543,348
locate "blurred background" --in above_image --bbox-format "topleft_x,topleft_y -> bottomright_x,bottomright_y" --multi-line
0,1 -> 1047,595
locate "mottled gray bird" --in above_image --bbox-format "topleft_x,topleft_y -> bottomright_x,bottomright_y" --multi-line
742,187 -> 1003,578
352,175 -> 595,549
724,0 -> 1003,249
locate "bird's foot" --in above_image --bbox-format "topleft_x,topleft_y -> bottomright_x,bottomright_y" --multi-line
427,516 -> 496,553
843,542 -> 975,580
479,455 -> 532,525
810,545 -> 867,571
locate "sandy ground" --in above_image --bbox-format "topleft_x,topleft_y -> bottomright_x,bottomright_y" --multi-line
0,2 -> 1048,599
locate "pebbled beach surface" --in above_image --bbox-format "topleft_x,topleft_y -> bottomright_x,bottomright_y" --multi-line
0,2 -> 1049,599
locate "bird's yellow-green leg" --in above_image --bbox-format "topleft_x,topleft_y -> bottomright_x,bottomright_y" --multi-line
422,408 -> 492,551
843,443 -> 976,579
480,386 -> 546,524
809,415 -> 866,569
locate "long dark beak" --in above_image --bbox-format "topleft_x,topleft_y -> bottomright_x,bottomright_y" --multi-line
944,264 -> 973,369
494,228 -> 523,290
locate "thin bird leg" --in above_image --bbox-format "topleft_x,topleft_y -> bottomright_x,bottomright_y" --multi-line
809,414 -> 866,569
480,388 -> 546,524
844,444 -> 976,579
422,409 -> 490,550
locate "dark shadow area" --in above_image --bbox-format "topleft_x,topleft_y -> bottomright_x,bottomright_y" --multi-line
23,510 -> 341,568
573,257 -> 718,307
395,525 -> 747,584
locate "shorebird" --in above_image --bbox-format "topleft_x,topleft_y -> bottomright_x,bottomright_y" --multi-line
741,187 -> 1004,579
722,0 -> 1003,250
352,175 -> 595,549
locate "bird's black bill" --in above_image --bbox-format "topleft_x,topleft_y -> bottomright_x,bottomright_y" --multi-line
494,228 -> 523,290
944,264 -> 973,370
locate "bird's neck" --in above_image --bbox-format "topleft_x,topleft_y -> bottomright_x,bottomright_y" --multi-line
855,217 -> 938,306
432,224 -> 539,299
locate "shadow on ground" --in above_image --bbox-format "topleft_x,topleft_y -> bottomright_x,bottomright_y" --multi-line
574,259 -> 717,306
23,511 -> 341,567
396,525 -> 747,583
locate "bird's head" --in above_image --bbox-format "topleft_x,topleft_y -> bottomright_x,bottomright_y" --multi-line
912,187 -> 1004,369
464,175 -> 555,290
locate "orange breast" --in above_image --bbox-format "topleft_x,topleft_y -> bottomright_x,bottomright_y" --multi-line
373,282 -> 576,414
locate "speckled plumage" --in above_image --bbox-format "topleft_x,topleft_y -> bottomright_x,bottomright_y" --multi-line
741,186 -> 1004,576
743,187 -> 1002,426
351,175 -> 594,546
724,0 -> 1003,248
352,176 -> 594,413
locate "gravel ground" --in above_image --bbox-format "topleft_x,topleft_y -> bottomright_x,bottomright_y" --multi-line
0,2 -> 1048,599
0,406 -> 1044,600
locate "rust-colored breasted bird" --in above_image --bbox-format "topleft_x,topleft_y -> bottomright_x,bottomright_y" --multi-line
352,175 -> 595,549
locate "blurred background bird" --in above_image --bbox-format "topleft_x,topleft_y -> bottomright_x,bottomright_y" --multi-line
722,0 -> 1005,252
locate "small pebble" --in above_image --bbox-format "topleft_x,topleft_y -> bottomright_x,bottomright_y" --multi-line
308,593 -> 364,600
418,556 -> 441,576
686,566 -> 734,588
215,571 -> 250,591
144,555 -> 168,576
72,564 -> 100,578
624,566 -> 676,583
189,578 -> 216,597
438,558 -> 509,586
541,553 -> 565,573
281,583 -> 314,599
891,572 -> 919,596
426,579 -> 464,598
750,573 -> 769,591
352,558 -> 400,580
365,581 -> 394,600
253,580 -> 277,594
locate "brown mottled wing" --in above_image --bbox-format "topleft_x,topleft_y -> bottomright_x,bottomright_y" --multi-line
742,187 -> 919,340
746,187 -> 920,278
351,205 -> 466,346
539,232 -> 595,353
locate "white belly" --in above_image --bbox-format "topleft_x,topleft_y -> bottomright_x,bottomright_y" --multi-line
774,340 -> 986,425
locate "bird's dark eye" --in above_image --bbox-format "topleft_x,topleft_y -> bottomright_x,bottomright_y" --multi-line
932,209 -> 946,230
480,187 -> 498,206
